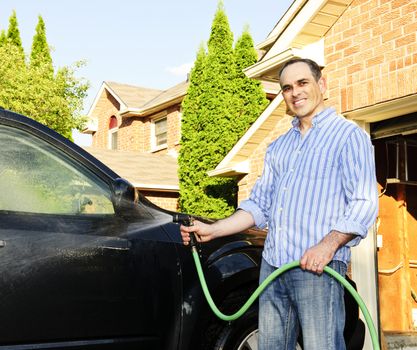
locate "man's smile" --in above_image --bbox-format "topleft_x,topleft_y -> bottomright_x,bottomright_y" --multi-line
293,98 -> 306,107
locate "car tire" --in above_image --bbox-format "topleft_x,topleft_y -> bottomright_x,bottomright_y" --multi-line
200,287 -> 257,350
212,302 -> 258,350
206,288 -> 301,350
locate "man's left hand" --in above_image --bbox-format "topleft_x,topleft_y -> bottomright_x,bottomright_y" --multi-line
300,230 -> 355,274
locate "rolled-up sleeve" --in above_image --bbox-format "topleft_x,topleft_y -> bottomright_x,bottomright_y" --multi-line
238,147 -> 275,229
332,128 -> 379,246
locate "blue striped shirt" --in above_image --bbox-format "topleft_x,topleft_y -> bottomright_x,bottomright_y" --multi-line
239,107 -> 378,268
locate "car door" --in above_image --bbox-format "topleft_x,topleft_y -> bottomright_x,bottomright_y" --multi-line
0,119 -> 181,349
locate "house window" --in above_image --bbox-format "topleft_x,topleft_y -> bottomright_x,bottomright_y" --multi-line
108,116 -> 118,150
152,116 -> 168,150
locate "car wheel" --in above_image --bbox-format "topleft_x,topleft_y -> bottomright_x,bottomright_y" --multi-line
231,329 -> 303,350
212,302 -> 258,350
216,326 -> 303,350
207,289 -> 303,350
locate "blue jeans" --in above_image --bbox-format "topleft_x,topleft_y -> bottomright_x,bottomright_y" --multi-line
259,258 -> 347,350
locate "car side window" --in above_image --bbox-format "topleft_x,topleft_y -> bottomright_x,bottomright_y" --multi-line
0,125 -> 114,215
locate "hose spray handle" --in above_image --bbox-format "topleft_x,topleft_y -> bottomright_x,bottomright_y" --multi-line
173,214 -> 198,251
184,217 -> 198,251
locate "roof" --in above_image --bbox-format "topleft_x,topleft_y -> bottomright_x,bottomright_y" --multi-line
247,0 -> 353,82
83,147 -> 179,192
105,81 -> 162,109
140,81 -> 189,112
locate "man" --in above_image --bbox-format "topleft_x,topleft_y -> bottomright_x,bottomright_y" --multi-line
180,58 -> 378,349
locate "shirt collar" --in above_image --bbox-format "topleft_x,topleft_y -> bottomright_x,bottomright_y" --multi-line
291,107 -> 337,131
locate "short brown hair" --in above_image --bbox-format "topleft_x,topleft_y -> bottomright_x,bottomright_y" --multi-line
278,58 -> 322,83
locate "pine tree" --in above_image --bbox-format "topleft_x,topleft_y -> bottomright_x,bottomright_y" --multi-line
7,10 -> 25,61
30,15 -> 53,74
179,3 -> 270,219
178,2 -> 238,218
233,25 -> 269,139
179,44 -> 207,214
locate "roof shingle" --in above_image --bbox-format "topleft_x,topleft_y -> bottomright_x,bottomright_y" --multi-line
83,147 -> 179,191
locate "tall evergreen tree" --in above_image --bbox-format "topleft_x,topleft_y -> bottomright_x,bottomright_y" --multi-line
178,2 -> 238,218
179,3 -> 270,219
30,15 -> 53,74
179,44 -> 207,214
233,25 -> 269,138
7,10 -> 25,61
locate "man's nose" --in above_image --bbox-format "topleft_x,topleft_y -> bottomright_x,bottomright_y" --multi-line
292,85 -> 302,96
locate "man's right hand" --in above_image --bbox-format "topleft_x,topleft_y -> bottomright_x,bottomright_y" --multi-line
180,220 -> 216,246
180,210 -> 255,246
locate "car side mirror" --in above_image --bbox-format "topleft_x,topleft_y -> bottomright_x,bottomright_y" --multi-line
112,178 -> 138,217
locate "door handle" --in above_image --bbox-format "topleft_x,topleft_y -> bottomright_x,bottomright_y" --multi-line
0,240 -> 6,248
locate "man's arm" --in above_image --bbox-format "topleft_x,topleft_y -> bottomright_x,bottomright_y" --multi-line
181,146 -> 277,245
300,230 -> 355,273
180,209 -> 255,245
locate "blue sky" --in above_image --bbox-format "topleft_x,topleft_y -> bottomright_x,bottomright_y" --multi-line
1,0 -> 293,145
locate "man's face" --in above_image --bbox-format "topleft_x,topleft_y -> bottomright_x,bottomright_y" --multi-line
279,62 -> 326,120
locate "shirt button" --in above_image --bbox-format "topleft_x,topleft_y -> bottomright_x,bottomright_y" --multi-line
278,207 -> 283,212
290,169 -> 294,172
283,187 -> 287,191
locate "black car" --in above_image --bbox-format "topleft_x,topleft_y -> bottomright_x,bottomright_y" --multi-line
0,108 -> 365,350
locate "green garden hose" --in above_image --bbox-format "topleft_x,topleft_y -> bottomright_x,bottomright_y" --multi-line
191,247 -> 381,350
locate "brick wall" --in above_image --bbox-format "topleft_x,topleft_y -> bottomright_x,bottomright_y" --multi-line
324,0 -> 417,114
118,117 -> 144,151
91,91 -> 121,149
324,0 -> 417,333
91,90 -> 182,155
140,190 -> 179,212
237,115 -> 293,204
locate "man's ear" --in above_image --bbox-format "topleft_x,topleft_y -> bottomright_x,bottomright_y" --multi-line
318,76 -> 327,94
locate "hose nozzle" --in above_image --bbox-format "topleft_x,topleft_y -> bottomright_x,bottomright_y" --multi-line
173,213 -> 197,251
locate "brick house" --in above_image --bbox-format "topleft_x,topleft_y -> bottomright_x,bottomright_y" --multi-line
207,0 -> 417,346
84,80 -> 279,211
83,80 -> 188,211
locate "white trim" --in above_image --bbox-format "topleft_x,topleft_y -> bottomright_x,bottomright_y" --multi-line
87,82 -> 127,117
245,41 -> 325,80
108,127 -> 118,150
256,0 -> 307,50
244,48 -> 296,79
263,0 -> 327,61
344,94 -> 417,123
119,90 -> 187,118
151,144 -> 168,153
151,115 -> 168,152
351,225 -> 379,350
83,117 -> 98,133
208,160 -> 250,177
133,183 -> 179,192
213,94 -> 284,172
87,82 -> 106,117
150,110 -> 168,121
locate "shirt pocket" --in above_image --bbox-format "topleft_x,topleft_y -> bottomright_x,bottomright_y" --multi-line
301,147 -> 337,179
